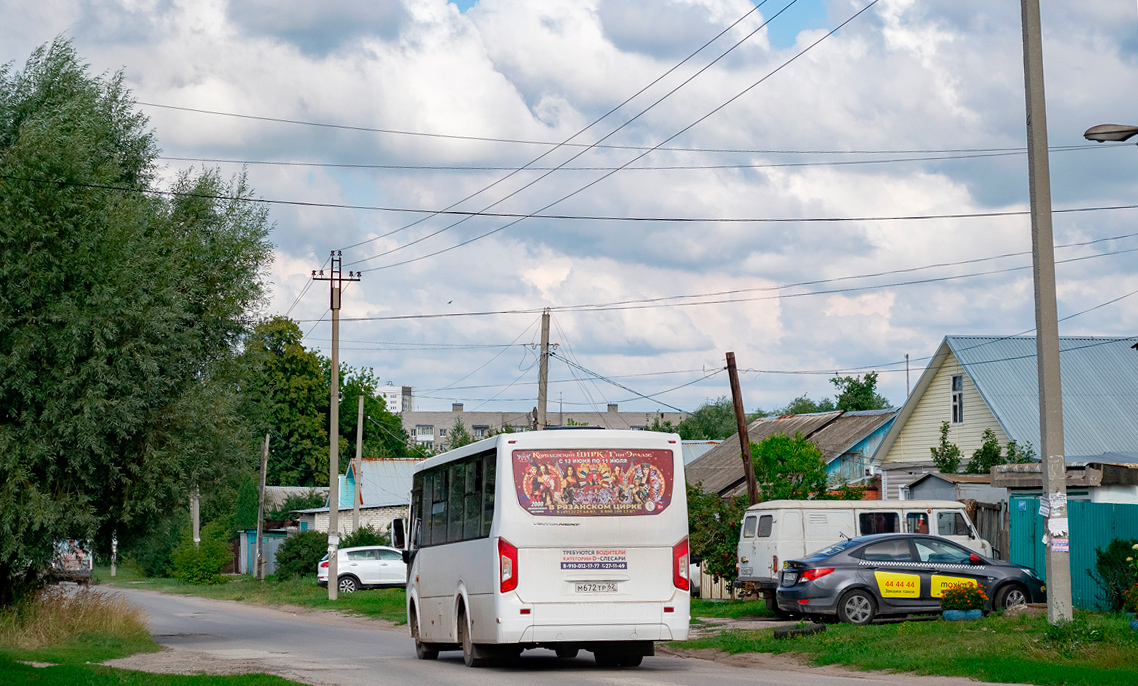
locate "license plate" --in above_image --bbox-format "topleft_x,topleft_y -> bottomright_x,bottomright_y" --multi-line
575,582 -> 618,593
780,572 -> 798,587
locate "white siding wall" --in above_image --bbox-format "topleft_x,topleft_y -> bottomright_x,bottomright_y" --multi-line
882,354 -> 1009,465
313,505 -> 408,535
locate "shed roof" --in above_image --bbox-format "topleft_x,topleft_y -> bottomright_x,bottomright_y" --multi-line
907,472 -> 992,488
685,412 -> 843,496
809,409 -> 897,464
946,336 -> 1138,461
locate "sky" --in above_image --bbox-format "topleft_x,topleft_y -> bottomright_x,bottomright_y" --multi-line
4,0 -> 1138,416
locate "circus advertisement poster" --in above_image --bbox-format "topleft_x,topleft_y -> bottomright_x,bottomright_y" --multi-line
512,448 -> 673,516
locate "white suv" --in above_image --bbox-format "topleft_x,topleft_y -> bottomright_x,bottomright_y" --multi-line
317,545 -> 407,593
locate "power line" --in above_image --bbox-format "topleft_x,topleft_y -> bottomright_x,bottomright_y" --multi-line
10,171 -> 1138,226
344,0 -> 795,265
552,353 -> 687,413
156,144 -> 1106,173
138,103 -> 1110,156
354,0 -> 884,272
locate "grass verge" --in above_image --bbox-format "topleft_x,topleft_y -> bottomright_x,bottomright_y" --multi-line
674,611 -> 1138,686
691,598 -> 773,619
97,566 -> 408,624
0,587 -> 304,685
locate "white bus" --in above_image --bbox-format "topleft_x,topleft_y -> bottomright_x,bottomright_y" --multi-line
395,429 -> 690,668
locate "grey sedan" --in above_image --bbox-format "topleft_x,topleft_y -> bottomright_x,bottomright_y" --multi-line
775,533 -> 1046,624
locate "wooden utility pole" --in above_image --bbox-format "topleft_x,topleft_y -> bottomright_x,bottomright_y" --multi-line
353,395 -> 364,532
313,251 -> 360,600
537,308 -> 550,429
1020,0 -> 1071,623
255,434 -> 269,580
726,352 -> 759,505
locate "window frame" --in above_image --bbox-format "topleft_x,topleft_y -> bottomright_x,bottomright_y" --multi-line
951,374 -> 964,424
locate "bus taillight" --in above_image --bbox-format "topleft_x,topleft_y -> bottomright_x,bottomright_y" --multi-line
499,538 -> 518,593
672,537 -> 689,591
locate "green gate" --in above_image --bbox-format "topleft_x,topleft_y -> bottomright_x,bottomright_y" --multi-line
1009,495 -> 1138,611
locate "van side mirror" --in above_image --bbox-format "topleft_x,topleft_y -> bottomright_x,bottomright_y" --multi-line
392,518 -> 406,550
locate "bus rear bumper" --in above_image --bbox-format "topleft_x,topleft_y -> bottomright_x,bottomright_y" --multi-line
517,622 -> 681,642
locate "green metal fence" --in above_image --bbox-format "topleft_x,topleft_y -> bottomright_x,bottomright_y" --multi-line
1009,495 -> 1138,610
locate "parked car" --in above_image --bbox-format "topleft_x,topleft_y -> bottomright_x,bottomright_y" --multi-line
775,533 -> 1045,625
737,500 -> 993,616
317,545 -> 406,593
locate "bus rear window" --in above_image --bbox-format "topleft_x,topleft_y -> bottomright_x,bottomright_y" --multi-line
512,448 -> 673,516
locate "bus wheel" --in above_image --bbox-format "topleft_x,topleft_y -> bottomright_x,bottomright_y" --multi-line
593,649 -> 620,668
555,647 -> 579,659
410,607 -> 438,661
458,606 -> 489,668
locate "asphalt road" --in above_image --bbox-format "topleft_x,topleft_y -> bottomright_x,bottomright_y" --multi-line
106,587 -> 1010,686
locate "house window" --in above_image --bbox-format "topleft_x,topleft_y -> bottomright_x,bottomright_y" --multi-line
951,375 -> 964,424
416,425 -> 434,441
473,425 -> 489,438
438,428 -> 447,438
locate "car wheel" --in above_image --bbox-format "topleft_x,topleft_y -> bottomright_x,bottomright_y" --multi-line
459,606 -> 489,667
410,606 -> 438,660
837,589 -> 877,625
995,583 -> 1028,610
338,576 -> 359,594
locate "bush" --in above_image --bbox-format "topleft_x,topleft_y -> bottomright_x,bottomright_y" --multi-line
1088,538 -> 1138,611
274,530 -> 328,580
940,583 -> 987,611
170,521 -> 231,585
124,514 -> 184,578
340,525 -> 389,549
1124,584 -> 1138,614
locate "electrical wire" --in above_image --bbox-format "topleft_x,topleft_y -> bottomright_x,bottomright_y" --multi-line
552,353 -> 687,413
343,0 -> 793,265
157,144 -> 1107,173
355,0 -> 884,272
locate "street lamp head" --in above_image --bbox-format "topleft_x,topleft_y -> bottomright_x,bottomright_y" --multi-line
1084,124 -> 1138,143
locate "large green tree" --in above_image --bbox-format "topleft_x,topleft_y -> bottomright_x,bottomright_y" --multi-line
830,371 -> 891,411
238,316 -> 329,486
0,41 -> 273,603
335,363 -> 410,469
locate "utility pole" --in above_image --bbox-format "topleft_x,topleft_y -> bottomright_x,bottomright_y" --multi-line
1020,0 -> 1071,624
191,488 -> 200,551
353,395 -> 364,532
255,434 -> 269,580
905,354 -> 910,397
313,250 -> 360,600
537,308 -> 550,429
726,352 -> 759,505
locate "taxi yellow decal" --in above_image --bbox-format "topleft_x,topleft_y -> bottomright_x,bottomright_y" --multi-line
874,571 -> 919,598
931,575 -> 977,598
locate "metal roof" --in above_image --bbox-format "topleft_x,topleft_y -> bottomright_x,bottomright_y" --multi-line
681,440 -> 721,465
947,335 -> 1138,461
341,457 -> 421,508
809,409 -> 897,464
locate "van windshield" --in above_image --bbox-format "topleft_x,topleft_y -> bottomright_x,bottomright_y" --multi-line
512,448 -> 673,516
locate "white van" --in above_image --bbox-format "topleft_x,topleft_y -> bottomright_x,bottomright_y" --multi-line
735,500 -> 991,615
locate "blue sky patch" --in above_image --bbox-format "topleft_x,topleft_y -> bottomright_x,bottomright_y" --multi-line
764,0 -> 829,50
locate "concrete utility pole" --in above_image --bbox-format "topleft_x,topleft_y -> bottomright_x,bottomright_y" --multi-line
537,308 -> 550,429
726,352 -> 759,505
255,433 -> 269,580
313,250 -> 360,600
1020,0 -> 1071,624
191,488 -> 200,551
353,395 -> 364,532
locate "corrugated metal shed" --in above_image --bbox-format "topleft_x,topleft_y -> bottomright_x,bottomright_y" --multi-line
681,440 -> 721,465
810,409 -> 897,463
947,336 -> 1138,461
685,412 -> 843,496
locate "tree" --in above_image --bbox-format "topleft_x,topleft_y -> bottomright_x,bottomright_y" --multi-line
752,432 -> 830,501
238,317 -> 329,487
965,428 -> 1003,475
336,364 -> 408,469
778,394 -> 836,415
676,397 -> 764,440
0,40 -> 273,603
447,417 -> 474,451
830,372 -> 891,411
1004,439 -> 1036,464
930,421 -> 963,474
686,483 -> 748,584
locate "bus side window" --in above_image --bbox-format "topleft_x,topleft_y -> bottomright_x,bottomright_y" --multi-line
431,470 -> 448,545
448,463 -> 465,542
742,516 -> 758,538
757,515 -> 773,537
463,459 -> 482,540
481,453 -> 495,537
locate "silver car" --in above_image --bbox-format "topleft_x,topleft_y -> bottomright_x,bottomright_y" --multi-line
317,545 -> 407,593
